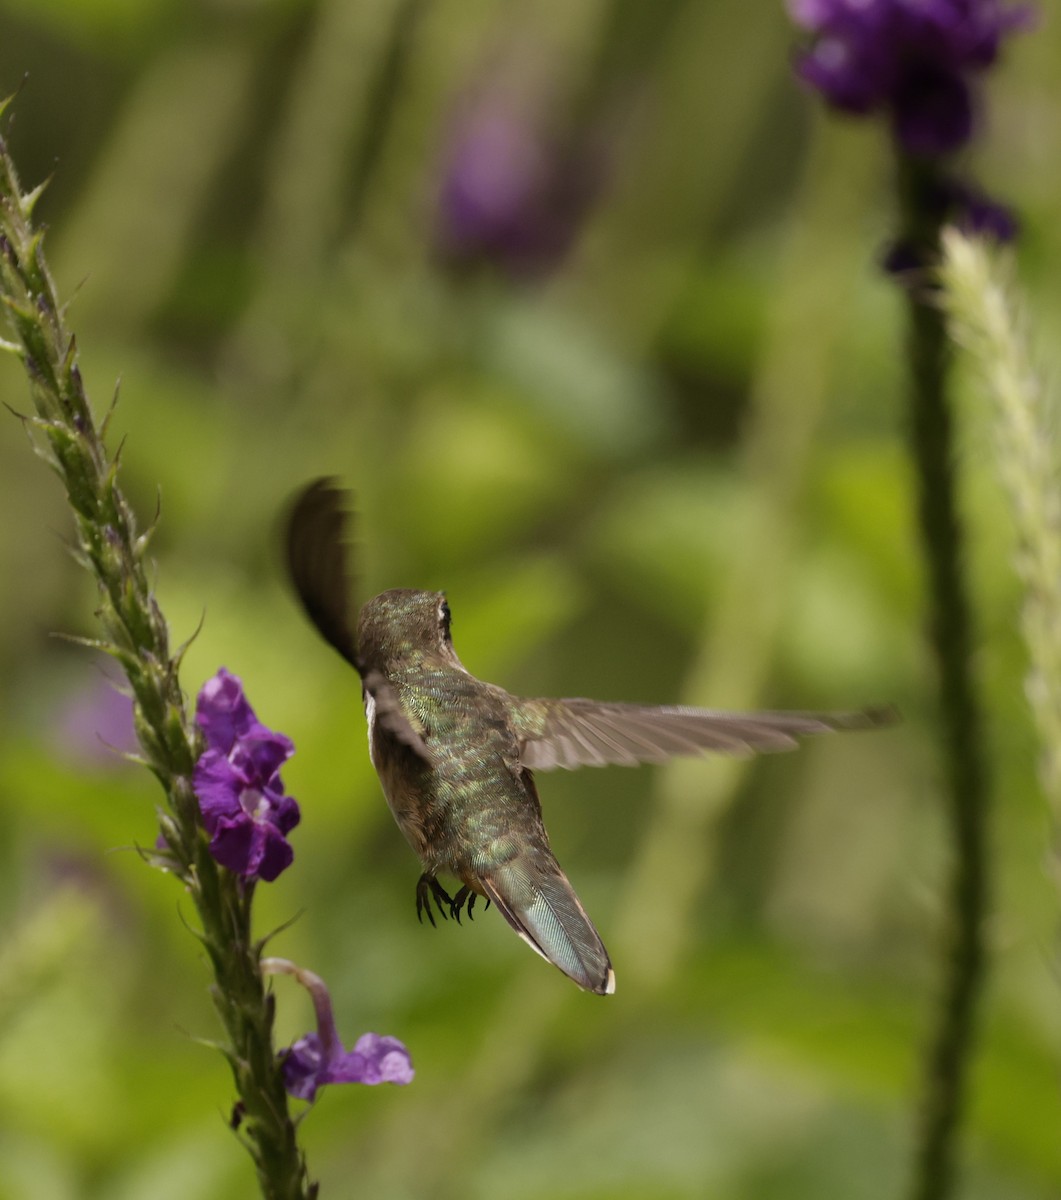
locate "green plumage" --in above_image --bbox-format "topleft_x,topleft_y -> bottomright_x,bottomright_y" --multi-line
358,589 -> 614,995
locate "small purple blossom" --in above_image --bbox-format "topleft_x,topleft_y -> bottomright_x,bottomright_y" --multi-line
283,1031 -> 415,1100
192,669 -> 299,882
789,0 -> 1032,156
950,181 -> 1018,240
882,174 -> 1017,273
264,959 -> 414,1101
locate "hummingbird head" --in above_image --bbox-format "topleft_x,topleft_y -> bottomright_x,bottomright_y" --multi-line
357,588 -> 461,673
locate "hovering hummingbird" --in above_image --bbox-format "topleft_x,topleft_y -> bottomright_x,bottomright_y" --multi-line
286,479 -> 891,995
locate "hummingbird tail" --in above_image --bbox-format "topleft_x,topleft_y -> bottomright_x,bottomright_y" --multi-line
480,857 -> 615,996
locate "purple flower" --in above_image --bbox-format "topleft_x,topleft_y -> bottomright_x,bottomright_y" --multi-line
789,0 -> 1032,155
264,959 -> 414,1101
192,669 -> 299,882
283,1031 -> 415,1100
433,71 -> 607,278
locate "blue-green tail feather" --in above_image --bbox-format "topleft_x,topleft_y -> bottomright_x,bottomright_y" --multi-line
481,856 -> 614,995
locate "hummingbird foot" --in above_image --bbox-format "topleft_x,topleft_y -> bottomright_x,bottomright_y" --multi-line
416,874 -> 453,927
450,887 -> 492,923
451,887 -> 472,923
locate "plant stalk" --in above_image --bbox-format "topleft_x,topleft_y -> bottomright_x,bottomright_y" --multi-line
0,110 -> 314,1200
899,156 -> 990,1200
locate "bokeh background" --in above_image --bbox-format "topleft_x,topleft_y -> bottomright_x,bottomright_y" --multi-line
1,2 -> 1059,1198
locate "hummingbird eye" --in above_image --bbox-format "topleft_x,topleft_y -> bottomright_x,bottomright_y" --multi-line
438,598 -> 452,640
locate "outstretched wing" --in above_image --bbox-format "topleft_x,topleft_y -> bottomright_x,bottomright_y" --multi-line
516,698 -> 895,771
284,478 -> 432,762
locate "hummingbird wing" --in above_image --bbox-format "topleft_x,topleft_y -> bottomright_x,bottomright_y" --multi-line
285,477 -> 360,666
285,478 -> 433,762
515,698 -> 894,771
362,671 -> 434,762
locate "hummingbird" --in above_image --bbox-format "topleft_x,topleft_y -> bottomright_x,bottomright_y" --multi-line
285,478 -> 891,995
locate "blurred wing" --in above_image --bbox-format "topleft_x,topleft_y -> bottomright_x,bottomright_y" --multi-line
285,478 -> 432,763
285,477 -> 360,666
517,698 -> 895,771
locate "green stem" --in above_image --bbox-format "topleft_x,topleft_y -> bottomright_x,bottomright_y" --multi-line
0,109 -> 313,1199
899,157 -> 990,1200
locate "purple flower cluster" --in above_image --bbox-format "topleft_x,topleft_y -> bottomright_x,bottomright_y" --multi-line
192,669 -> 299,882
789,0 -> 1031,156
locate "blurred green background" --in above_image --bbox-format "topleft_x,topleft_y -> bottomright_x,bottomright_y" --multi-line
1,2 -> 1059,1198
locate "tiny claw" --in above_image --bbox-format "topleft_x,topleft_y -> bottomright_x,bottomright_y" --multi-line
415,875 -> 439,927
450,886 -> 472,923
431,879 -> 452,920
449,886 -> 486,922
416,873 -> 452,927
417,895 -> 436,928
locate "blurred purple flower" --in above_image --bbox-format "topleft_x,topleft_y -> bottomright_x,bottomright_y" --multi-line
883,174 -> 1017,272
951,180 -> 1018,239
789,0 -> 1032,155
192,669 -> 299,882
433,76 -> 607,277
266,959 -> 414,1101
54,670 -> 138,766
